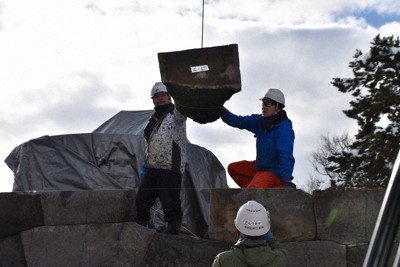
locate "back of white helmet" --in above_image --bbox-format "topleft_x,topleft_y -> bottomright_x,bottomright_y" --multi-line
234,200 -> 271,236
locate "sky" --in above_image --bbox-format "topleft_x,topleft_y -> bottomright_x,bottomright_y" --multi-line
0,0 -> 400,193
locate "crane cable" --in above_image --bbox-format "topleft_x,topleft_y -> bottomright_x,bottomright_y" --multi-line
201,0 -> 205,48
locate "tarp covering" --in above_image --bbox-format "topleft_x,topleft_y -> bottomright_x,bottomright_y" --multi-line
5,110 -> 229,238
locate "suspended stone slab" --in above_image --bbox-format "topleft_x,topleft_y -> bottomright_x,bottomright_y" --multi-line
158,44 -> 241,123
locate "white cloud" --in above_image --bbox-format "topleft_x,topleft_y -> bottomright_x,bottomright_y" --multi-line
379,21 -> 400,35
0,0 -> 399,191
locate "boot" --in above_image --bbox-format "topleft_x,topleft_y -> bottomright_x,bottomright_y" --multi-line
165,220 -> 181,235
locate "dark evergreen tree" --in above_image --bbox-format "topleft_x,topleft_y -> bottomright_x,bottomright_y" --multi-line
330,34 -> 400,188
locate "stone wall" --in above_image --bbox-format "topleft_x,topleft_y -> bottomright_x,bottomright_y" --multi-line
0,189 -> 399,266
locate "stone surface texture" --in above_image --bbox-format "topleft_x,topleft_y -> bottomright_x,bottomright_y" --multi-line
0,188 -> 399,267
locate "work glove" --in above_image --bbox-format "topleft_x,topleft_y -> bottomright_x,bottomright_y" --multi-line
140,163 -> 147,181
281,177 -> 296,188
219,107 -> 229,117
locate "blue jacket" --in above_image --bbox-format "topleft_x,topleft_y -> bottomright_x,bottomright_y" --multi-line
221,110 -> 295,179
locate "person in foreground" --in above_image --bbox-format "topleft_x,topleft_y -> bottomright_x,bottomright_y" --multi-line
220,88 -> 296,188
212,200 -> 288,267
135,82 -> 187,235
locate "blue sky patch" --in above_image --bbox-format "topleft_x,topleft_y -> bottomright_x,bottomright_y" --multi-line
355,10 -> 400,28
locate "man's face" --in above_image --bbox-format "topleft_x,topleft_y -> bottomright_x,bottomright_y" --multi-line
261,99 -> 278,117
152,92 -> 170,107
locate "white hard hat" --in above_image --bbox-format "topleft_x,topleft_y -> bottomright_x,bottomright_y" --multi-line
150,82 -> 168,98
260,88 -> 285,106
234,200 -> 271,236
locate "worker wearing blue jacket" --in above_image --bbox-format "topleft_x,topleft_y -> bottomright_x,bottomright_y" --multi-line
220,88 -> 296,188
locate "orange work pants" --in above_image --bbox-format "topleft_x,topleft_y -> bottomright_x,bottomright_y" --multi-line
227,160 -> 282,188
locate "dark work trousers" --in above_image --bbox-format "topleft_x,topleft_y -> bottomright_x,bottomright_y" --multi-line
135,168 -> 183,223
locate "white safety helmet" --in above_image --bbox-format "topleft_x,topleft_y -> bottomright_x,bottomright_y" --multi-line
234,200 -> 271,236
150,82 -> 168,98
260,88 -> 285,107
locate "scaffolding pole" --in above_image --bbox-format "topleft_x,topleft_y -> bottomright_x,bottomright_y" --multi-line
363,150 -> 400,267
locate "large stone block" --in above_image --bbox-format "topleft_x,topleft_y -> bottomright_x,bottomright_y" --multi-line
347,243 -> 369,267
282,240 -> 347,267
0,234 -> 27,266
143,233 -> 231,267
209,189 -> 316,243
0,192 -> 44,238
313,189 -> 388,244
40,190 -> 136,225
158,44 -> 241,124
281,241 -> 308,267
20,222 -> 154,267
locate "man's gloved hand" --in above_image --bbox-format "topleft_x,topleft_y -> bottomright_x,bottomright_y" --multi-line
281,177 -> 296,188
140,163 -> 147,181
219,107 -> 229,117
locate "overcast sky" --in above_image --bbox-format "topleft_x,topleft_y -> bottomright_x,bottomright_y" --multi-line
1,0 -> 400,192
